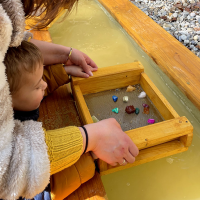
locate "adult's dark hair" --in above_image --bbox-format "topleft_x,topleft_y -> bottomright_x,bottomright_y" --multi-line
22,0 -> 78,29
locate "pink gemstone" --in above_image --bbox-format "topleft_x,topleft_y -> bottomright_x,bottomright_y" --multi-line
142,103 -> 149,108
148,119 -> 155,124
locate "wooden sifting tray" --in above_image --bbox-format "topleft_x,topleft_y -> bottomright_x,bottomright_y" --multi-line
71,61 -> 193,176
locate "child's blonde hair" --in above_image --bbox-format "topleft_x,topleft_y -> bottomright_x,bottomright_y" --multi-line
4,41 -> 43,94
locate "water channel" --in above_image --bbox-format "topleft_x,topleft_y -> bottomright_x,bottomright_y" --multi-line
49,0 -> 200,199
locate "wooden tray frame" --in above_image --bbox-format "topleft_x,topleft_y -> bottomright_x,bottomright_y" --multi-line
71,62 -> 193,176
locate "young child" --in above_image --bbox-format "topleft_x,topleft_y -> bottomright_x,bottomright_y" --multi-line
4,40 -> 96,199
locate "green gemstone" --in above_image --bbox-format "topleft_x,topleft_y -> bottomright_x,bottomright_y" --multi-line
135,108 -> 140,115
112,108 -> 119,114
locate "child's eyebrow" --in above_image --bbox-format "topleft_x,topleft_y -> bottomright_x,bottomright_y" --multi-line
34,77 -> 42,88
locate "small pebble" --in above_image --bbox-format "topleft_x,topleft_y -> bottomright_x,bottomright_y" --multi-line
123,96 -> 129,102
138,91 -> 146,98
125,105 -> 136,114
142,103 -> 149,108
126,85 -> 136,92
130,0 -> 200,58
91,115 -> 99,123
148,119 -> 155,124
143,106 -> 149,114
135,108 -> 140,114
112,108 -> 119,114
112,95 -> 118,102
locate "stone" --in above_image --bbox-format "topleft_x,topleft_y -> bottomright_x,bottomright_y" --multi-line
142,103 -> 149,108
143,106 -> 150,114
125,105 -> 136,114
123,96 -> 129,102
112,95 -> 118,102
138,91 -> 146,98
112,108 -> 119,114
135,108 -> 140,115
148,119 -> 155,124
91,115 -> 99,123
126,85 -> 136,92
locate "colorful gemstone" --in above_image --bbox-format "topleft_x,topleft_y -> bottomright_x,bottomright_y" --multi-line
112,95 -> 118,102
126,85 -> 136,92
91,115 -> 99,123
138,91 -> 146,98
123,96 -> 129,102
148,119 -> 155,124
125,105 -> 136,114
143,106 -> 149,114
112,108 -> 119,114
135,108 -> 140,115
142,103 -> 149,108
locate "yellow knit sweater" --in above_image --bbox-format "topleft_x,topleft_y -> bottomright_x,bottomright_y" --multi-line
44,126 -> 83,175
42,64 -> 83,175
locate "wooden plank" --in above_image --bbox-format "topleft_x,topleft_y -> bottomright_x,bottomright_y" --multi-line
140,73 -> 179,120
30,30 -> 52,42
125,116 -> 192,150
97,116 -> 193,174
72,85 -> 93,125
64,172 -> 107,200
72,62 -> 144,95
100,139 -> 187,176
97,0 -> 200,111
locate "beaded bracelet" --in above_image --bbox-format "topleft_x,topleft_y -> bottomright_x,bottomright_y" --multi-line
81,126 -> 88,154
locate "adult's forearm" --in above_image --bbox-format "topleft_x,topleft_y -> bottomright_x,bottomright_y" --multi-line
30,39 -> 71,65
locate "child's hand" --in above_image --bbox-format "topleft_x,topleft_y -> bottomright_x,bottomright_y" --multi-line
64,65 -> 97,78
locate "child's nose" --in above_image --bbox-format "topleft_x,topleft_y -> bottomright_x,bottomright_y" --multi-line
42,80 -> 47,90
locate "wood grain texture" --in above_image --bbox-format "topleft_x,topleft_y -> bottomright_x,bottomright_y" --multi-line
140,73 -> 179,120
72,62 -> 144,95
72,85 -> 93,125
97,0 -> 200,111
30,30 -> 52,42
125,116 -> 193,150
100,139 -> 187,176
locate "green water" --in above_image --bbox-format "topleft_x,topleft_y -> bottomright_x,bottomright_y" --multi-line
49,0 -> 200,199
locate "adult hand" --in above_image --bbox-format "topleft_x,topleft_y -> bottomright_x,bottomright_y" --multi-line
65,48 -> 98,77
64,65 -> 97,78
82,118 -> 139,166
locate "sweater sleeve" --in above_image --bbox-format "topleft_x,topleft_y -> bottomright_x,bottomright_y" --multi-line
44,126 -> 83,175
43,64 -> 70,96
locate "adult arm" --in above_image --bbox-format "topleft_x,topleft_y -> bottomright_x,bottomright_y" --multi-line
44,118 -> 139,176
30,39 -> 98,77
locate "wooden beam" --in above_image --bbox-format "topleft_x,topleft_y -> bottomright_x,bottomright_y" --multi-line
100,139 -> 188,176
72,62 -> 144,95
140,73 -> 179,120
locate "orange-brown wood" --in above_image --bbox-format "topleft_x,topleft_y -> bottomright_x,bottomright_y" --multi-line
30,30 -> 52,42
97,0 -> 200,111
72,63 -> 193,175
140,73 -> 179,120
72,85 -> 93,125
100,139 -> 188,176
72,62 -> 144,95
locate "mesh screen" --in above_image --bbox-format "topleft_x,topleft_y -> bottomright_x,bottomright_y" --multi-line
84,84 -> 164,132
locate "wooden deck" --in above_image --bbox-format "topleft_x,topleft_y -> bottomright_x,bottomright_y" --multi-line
32,30 -> 107,200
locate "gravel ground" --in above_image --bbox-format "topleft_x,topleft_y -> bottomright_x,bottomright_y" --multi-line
130,0 -> 200,58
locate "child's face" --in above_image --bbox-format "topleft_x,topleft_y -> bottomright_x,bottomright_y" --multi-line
12,63 -> 47,111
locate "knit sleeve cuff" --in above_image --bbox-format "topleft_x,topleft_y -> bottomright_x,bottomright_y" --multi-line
44,126 -> 83,175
